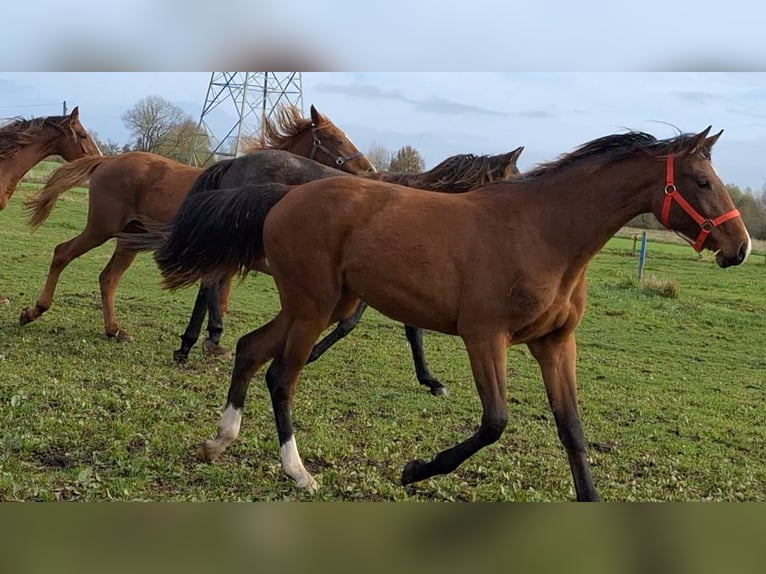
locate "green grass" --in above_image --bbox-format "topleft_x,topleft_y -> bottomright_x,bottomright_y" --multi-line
1,185 -> 764,502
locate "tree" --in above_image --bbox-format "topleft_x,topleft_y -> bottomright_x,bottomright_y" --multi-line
121,95 -> 190,154
389,145 -> 425,173
91,132 -> 122,155
366,143 -> 393,172
153,119 -> 209,164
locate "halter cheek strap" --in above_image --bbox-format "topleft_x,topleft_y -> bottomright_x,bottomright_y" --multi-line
660,155 -> 741,252
310,126 -> 365,167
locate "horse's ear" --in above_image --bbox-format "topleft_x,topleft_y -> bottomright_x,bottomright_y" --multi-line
69,106 -> 79,120
705,129 -> 724,150
310,104 -> 322,126
688,126 -> 712,155
510,146 -> 524,163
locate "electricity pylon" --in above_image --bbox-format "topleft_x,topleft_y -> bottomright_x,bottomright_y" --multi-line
189,72 -> 304,166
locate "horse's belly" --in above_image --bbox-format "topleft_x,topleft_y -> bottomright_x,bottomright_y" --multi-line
345,270 -> 459,335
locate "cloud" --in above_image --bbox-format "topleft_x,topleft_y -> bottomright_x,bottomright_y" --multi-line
671,91 -> 716,104
516,109 -> 558,119
315,82 -> 505,116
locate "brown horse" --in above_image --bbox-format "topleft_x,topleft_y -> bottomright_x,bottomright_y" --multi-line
0,107 -> 100,303
19,105 -> 374,340
121,147 -> 524,398
160,127 -> 749,500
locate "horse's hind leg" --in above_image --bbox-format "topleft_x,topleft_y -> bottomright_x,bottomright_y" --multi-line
265,316 -> 330,492
20,229 -> 108,326
174,285 -> 208,363
99,244 -> 137,341
306,301 -> 368,364
218,274 -> 234,315
404,325 -> 447,396
202,279 -> 231,359
197,312 -> 288,463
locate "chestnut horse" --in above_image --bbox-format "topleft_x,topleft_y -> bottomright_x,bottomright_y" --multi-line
122,147 -> 524,397
156,127 -> 750,500
0,107 -> 100,304
19,105 -> 374,340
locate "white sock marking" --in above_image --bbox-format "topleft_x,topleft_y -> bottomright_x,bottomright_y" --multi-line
218,405 -> 242,442
280,435 -> 316,490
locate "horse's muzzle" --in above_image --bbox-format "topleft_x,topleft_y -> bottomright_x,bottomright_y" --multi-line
716,241 -> 750,268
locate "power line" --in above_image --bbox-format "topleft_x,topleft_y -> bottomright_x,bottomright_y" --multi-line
0,102 -> 63,110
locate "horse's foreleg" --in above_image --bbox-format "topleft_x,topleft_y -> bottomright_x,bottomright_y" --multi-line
401,333 -> 508,485
527,334 -> 599,502
20,229 -> 108,326
306,301 -> 368,364
197,312 -> 287,463
404,325 -> 447,396
174,285 -> 208,363
99,245 -> 137,342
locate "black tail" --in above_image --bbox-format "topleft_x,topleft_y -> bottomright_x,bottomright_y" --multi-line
116,218 -> 171,254
152,182 -> 290,290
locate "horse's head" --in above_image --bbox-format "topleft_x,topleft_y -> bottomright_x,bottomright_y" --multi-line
308,105 -> 376,175
53,107 -> 102,160
654,127 -> 751,268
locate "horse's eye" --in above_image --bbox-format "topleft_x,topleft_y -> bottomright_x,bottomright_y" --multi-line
698,179 -> 711,189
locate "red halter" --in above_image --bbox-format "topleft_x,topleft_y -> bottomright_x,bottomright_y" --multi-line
660,155 -> 741,252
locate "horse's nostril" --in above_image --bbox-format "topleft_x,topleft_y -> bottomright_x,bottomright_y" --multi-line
737,242 -> 748,264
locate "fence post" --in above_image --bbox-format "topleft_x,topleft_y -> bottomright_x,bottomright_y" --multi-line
637,231 -> 648,280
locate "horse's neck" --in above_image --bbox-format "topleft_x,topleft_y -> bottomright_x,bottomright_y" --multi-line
503,162 -> 656,264
283,133 -> 311,157
0,141 -> 54,207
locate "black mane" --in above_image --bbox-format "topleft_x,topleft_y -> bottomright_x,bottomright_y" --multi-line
521,131 -> 704,181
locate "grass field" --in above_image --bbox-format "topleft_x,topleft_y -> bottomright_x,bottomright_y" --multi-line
0,176 -> 764,502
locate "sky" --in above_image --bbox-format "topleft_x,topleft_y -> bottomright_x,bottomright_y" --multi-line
2,72 -> 766,192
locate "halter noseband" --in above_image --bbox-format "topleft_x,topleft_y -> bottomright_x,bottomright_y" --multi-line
310,125 -> 365,167
660,155 -> 741,252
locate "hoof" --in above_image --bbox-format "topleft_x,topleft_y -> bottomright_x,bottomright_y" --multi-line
202,340 -> 233,360
422,379 -> 448,397
401,458 -> 429,485
173,349 -> 189,364
296,474 -> 320,493
196,440 -> 222,463
19,307 -> 35,326
430,385 -> 449,397
111,330 -> 134,343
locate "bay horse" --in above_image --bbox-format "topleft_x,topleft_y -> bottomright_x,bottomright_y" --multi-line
160,127 -> 749,500
122,147 -> 524,397
19,105 -> 374,340
0,107 -> 100,304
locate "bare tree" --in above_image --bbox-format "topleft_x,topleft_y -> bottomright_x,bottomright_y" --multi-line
366,142 -> 393,172
389,145 -> 425,173
121,95 -> 190,154
91,132 -> 122,155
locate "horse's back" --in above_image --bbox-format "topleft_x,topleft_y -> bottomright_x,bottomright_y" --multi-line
219,149 -> 346,189
88,151 -> 202,223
